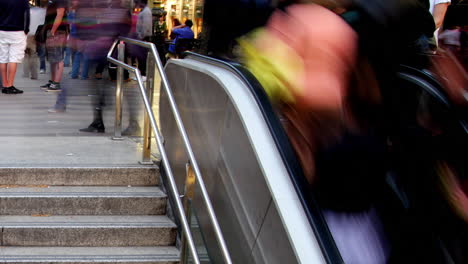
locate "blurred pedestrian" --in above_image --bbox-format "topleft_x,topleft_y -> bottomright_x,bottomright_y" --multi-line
0,0 -> 29,94
240,0 -> 438,263
68,0 -> 88,80
40,0 -> 68,93
77,0 -> 131,133
133,0 -> 152,80
23,4 -> 46,80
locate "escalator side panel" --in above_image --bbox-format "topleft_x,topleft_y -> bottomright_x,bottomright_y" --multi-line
161,59 -> 324,263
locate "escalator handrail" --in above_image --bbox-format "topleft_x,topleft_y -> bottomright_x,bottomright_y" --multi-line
182,52 -> 344,264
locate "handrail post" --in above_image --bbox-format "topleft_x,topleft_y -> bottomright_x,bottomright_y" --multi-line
180,163 -> 197,264
140,51 -> 154,165
113,42 -> 125,140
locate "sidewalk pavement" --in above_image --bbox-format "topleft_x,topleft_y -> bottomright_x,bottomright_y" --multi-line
0,65 -> 160,166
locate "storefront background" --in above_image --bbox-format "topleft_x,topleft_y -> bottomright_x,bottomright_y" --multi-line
150,0 -> 204,38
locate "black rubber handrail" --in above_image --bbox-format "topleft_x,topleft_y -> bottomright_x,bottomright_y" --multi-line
181,52 -> 344,264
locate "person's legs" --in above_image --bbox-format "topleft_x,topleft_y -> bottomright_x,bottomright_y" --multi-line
46,31 -> 67,92
38,44 -> 46,72
81,54 -> 89,79
27,36 -> 39,79
64,46 -> 71,67
0,31 -> 9,87
0,63 -> 7,87
23,49 -> 31,78
94,56 -> 106,79
71,51 -> 82,78
53,61 -> 64,83
50,62 -> 57,82
6,63 -> 18,87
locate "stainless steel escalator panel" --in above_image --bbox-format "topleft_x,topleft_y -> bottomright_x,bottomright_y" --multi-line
160,59 -> 325,264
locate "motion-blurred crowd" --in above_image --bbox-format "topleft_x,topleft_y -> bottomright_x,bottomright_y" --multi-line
0,0 -> 194,94
0,0 -> 467,262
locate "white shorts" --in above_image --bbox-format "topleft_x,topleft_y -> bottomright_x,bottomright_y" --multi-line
0,30 -> 27,63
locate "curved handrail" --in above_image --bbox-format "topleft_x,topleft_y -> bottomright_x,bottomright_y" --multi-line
107,38 -> 233,264
182,52 -> 344,264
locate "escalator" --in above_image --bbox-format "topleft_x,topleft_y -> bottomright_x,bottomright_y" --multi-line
160,52 -> 467,263
159,53 -> 342,264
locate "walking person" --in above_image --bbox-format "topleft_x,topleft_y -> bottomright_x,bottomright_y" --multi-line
133,0 -> 152,80
68,0 -> 88,80
0,0 -> 29,94
77,0 -> 131,132
23,4 -> 46,80
40,0 -> 68,93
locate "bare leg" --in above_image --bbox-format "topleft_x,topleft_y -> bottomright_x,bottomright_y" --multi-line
0,63 -> 7,87
53,61 -> 64,83
6,63 -> 18,87
50,62 -> 56,82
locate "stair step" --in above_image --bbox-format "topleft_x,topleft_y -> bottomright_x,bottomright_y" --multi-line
0,186 -> 166,215
1,247 -> 179,263
0,167 -> 159,186
1,215 -> 177,247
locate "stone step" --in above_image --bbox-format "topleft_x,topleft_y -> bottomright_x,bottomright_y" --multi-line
0,186 -> 166,215
0,246 -> 179,264
1,215 -> 177,247
0,167 -> 159,186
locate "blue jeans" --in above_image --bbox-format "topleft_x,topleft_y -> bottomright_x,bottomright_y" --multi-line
37,44 -> 46,71
64,47 -> 73,66
54,83 -> 67,110
81,54 -> 89,79
71,51 -> 82,78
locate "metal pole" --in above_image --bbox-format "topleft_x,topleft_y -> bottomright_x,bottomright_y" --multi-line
140,51 -> 154,165
148,44 -> 233,264
180,163 -> 197,264
112,42 -> 125,140
134,72 -> 201,264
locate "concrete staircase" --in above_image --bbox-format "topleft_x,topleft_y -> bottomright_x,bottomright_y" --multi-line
0,166 -> 179,263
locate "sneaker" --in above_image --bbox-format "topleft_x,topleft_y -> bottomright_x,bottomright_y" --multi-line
48,107 -> 66,113
40,80 -> 53,90
47,82 -> 61,92
40,69 -> 46,74
2,86 -> 23,94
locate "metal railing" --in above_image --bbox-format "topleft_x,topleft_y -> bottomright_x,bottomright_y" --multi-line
106,37 -> 233,264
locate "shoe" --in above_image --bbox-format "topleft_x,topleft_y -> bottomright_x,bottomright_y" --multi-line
47,82 -> 61,92
40,69 -> 45,74
40,80 -> 53,90
122,122 -> 141,136
80,77 -> 88,80
2,86 -> 23,94
71,76 -> 78,79
95,73 -> 103,80
48,107 -> 66,113
79,120 -> 105,133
